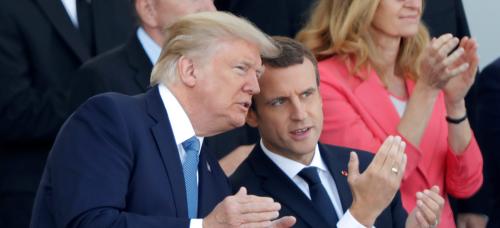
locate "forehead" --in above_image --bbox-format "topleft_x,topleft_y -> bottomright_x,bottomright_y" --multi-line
209,39 -> 262,65
258,59 -> 317,96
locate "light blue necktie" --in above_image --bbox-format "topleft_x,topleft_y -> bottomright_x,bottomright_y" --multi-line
182,136 -> 200,218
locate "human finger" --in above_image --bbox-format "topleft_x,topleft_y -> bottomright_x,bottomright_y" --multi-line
381,136 -> 402,173
416,210 -> 431,227
431,33 -> 454,51
238,200 -> 281,214
372,136 -> 394,170
236,194 -> 275,204
348,151 -> 360,183
442,47 -> 464,66
240,220 -> 272,228
423,188 -> 445,212
235,187 -> 248,196
391,139 -> 406,172
418,191 -> 441,215
437,37 -> 459,58
397,152 -> 407,180
239,210 -> 280,224
445,63 -> 469,79
416,196 -> 439,225
271,216 -> 297,228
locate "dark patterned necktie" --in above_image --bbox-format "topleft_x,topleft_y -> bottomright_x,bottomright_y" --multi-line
299,167 -> 339,227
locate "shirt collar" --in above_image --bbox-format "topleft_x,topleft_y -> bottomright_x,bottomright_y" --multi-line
260,140 -> 328,179
61,0 -> 78,27
158,84 -> 203,146
137,27 -> 161,64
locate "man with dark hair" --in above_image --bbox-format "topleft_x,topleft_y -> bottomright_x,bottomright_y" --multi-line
231,37 -> 445,228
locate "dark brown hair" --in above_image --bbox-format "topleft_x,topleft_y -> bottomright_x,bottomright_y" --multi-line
263,36 -> 319,85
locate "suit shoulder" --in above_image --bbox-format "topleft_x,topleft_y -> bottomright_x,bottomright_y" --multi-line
477,57 -> 500,92
321,143 -> 374,167
481,58 -> 500,79
77,92 -> 145,115
322,143 -> 373,157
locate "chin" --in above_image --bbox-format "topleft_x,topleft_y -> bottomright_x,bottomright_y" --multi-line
228,115 -> 246,128
401,28 -> 419,37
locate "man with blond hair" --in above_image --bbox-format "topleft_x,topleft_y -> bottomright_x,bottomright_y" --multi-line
31,12 -> 295,228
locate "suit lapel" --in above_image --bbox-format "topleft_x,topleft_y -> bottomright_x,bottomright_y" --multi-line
147,87 -> 188,218
198,143 -> 215,217
198,141 -> 232,217
36,0 -> 90,62
126,34 -> 153,91
354,70 -> 401,136
249,146 -> 330,228
319,144 -> 353,213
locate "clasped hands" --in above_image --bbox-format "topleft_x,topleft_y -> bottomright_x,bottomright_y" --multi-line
348,136 -> 444,228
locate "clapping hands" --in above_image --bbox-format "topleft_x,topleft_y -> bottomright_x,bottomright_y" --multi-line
406,186 -> 445,228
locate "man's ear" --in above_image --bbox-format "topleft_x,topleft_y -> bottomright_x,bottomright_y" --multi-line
177,56 -> 197,87
135,0 -> 159,28
246,108 -> 259,128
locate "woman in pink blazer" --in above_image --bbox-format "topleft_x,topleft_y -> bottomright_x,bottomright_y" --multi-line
297,0 -> 483,227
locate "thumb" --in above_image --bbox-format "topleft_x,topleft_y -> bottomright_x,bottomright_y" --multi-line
431,185 -> 440,194
235,187 -> 247,196
272,216 -> 296,228
348,151 -> 360,182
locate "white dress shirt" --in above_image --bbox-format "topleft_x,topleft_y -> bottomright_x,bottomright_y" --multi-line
158,84 -> 204,228
61,0 -> 78,27
261,140 -> 371,228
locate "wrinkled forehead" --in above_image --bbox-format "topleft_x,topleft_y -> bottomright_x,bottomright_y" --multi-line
197,38 -> 263,65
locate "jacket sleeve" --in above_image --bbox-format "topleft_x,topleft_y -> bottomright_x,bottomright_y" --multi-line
445,134 -> 483,198
48,95 -> 190,228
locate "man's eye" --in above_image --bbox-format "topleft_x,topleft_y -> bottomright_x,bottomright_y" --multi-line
270,98 -> 285,106
235,65 -> 247,72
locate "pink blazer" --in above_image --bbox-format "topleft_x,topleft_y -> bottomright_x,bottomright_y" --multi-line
318,56 -> 483,228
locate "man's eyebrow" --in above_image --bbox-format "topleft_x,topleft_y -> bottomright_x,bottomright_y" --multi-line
303,87 -> 317,93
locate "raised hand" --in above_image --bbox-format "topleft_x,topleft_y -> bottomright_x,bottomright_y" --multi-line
406,186 -> 445,228
418,34 -> 470,91
442,37 -> 479,107
203,187 -> 290,228
348,136 -> 407,227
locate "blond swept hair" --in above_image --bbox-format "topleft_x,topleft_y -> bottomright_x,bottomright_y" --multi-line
150,11 -> 279,86
296,0 -> 430,81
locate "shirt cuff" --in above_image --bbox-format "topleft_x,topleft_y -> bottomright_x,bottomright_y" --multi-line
337,210 -> 375,228
189,219 -> 203,228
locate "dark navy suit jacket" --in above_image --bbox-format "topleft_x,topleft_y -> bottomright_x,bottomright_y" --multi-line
471,58 -> 500,227
67,31 -> 258,161
230,143 -> 407,228
31,86 -> 231,228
